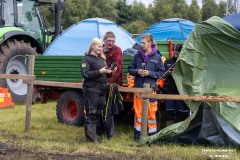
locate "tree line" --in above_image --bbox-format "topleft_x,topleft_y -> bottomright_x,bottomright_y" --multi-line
40,0 -> 228,34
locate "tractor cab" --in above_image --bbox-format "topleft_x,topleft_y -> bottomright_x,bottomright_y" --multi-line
18,0 -> 44,46
0,0 -> 65,50
1,0 -> 45,48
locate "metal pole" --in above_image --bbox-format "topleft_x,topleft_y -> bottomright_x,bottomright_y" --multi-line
53,0 -> 61,40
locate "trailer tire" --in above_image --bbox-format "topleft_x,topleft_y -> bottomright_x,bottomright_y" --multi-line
56,90 -> 84,126
0,39 -> 37,104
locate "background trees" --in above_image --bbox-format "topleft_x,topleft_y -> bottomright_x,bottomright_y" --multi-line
202,0 -> 219,21
40,0 -> 228,34
188,0 -> 202,23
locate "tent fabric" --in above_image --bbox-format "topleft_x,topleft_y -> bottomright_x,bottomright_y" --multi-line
157,103 -> 240,146
43,18 -> 137,56
143,16 -> 240,146
137,18 -> 195,42
223,13 -> 240,31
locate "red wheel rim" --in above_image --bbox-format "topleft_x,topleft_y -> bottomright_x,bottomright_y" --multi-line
62,100 -> 78,121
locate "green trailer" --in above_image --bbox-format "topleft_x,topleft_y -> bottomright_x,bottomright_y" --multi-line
34,56 -> 133,84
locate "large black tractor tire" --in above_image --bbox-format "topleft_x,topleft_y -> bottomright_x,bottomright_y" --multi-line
0,39 -> 37,104
56,90 -> 84,126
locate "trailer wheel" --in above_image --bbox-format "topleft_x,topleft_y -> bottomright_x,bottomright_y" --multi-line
56,90 -> 84,126
0,39 -> 37,104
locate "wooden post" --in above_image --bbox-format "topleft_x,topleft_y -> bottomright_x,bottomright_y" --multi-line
25,55 -> 35,132
139,83 -> 150,144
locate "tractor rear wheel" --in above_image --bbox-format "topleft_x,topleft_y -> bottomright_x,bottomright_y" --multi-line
0,39 -> 37,104
56,90 -> 84,126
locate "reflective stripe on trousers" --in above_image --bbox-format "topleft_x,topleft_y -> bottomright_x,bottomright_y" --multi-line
133,93 -> 157,134
134,117 -> 156,124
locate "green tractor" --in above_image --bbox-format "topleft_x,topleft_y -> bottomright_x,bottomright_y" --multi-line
0,0 -> 65,103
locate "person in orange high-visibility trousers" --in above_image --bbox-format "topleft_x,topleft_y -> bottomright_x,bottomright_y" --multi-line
128,34 -> 165,141
127,73 -> 157,136
133,91 -> 158,139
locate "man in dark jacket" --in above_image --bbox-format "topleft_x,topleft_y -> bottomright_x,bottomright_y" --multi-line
128,33 -> 165,140
163,44 -> 190,126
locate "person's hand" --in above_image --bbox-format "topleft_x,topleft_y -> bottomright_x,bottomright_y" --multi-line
168,69 -> 173,75
100,66 -> 112,74
143,70 -> 149,76
137,69 -> 145,77
113,67 -> 117,72
106,68 -> 113,74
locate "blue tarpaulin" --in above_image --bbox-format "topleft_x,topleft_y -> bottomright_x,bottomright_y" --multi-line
44,18 -> 137,56
137,18 -> 195,42
223,13 -> 240,31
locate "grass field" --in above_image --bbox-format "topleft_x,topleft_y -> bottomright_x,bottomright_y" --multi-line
0,101 -> 239,160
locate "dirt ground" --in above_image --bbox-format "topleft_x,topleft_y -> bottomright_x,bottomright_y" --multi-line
0,142 -> 128,160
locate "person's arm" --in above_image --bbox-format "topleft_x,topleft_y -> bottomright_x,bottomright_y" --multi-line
81,58 -> 101,79
107,48 -> 123,83
128,55 -> 139,76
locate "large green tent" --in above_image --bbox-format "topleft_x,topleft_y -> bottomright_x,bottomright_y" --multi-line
144,16 -> 240,146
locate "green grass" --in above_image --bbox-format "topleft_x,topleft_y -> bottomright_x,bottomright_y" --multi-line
0,101 -> 239,159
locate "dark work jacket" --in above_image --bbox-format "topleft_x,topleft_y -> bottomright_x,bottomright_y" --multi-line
163,57 -> 178,94
81,54 -> 109,92
128,51 -> 165,90
102,84 -> 124,134
103,83 -> 124,120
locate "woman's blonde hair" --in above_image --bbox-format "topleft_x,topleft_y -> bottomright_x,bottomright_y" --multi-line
87,38 -> 106,60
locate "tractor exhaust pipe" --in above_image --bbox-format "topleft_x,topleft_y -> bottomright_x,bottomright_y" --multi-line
53,0 -> 65,40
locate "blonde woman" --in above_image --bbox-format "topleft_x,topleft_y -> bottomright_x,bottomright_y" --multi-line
81,38 -> 112,143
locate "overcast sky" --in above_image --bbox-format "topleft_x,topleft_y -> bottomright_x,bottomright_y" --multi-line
127,0 -> 226,7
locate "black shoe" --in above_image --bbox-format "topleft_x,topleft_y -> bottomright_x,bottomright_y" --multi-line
93,140 -> 100,144
106,135 -> 113,139
134,138 -> 139,142
86,138 -> 100,144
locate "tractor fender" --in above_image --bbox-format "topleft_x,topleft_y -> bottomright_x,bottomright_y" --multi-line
0,30 -> 43,53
